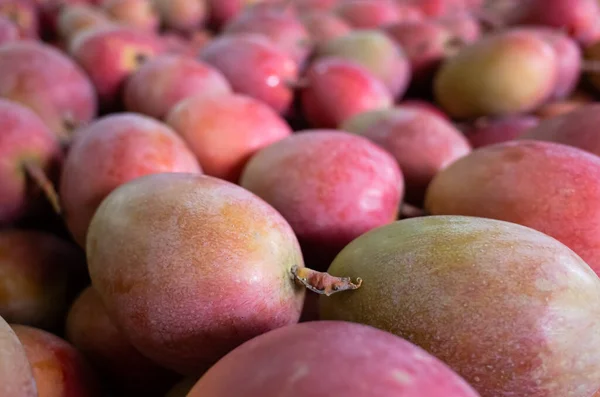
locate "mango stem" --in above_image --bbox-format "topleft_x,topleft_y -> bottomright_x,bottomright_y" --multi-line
22,160 -> 61,215
291,266 -> 362,296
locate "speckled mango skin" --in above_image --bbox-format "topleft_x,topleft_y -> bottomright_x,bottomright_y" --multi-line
425,140 -> 600,276
188,321 -> 480,397
320,216 -> 600,397
240,130 -> 403,270
86,173 -> 306,375
60,113 -> 202,248
0,316 -> 36,397
342,107 -> 471,206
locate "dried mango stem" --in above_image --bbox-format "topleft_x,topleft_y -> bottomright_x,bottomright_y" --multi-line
291,266 -> 362,296
23,160 -> 61,215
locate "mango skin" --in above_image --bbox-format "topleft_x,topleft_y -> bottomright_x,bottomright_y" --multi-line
521,104 -> 600,156
316,30 -> 411,98
65,287 -> 179,395
433,30 -> 557,119
86,173 -> 306,375
12,324 -> 101,397
424,140 -> 600,276
320,216 -> 600,397
188,321 -> 480,397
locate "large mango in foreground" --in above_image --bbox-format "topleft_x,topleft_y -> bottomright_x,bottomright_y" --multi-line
320,216 -> 600,397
